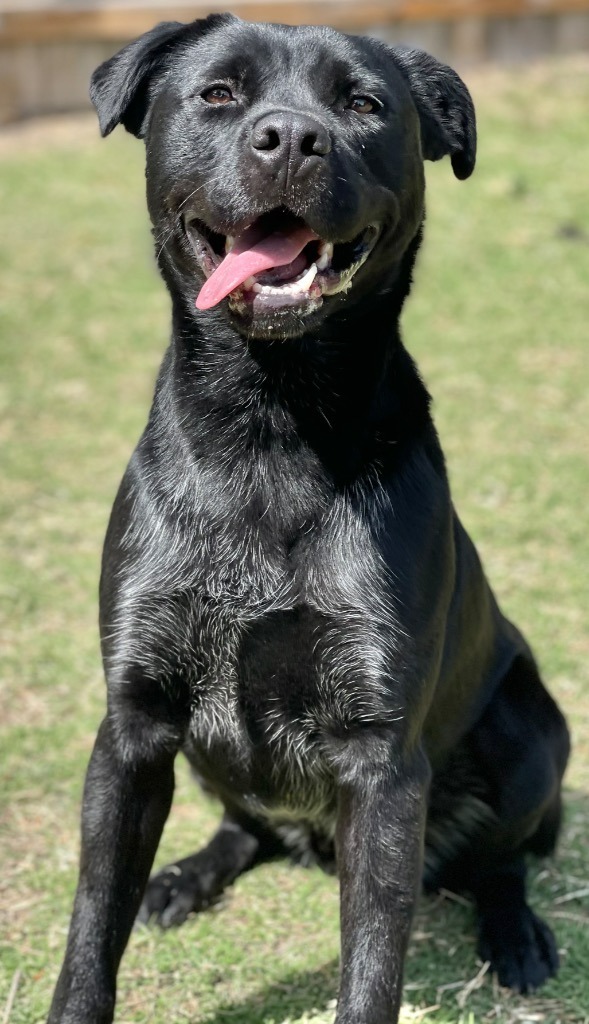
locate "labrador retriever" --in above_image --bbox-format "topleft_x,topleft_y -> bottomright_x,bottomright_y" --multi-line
47,15 -> 570,1024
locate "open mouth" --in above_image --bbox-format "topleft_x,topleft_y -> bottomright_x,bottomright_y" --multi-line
183,208 -> 380,319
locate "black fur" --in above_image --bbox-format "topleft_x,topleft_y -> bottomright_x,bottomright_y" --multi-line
48,16 -> 569,1024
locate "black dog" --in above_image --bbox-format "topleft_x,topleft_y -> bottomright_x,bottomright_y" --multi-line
48,15 -> 570,1024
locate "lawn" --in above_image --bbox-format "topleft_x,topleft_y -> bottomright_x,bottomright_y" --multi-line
1,56 -> 588,1024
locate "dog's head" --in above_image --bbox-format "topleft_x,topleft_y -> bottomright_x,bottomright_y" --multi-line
91,15 -> 476,339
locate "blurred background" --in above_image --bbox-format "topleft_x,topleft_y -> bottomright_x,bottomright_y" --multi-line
2,0 -> 589,121
1,3 -> 588,1024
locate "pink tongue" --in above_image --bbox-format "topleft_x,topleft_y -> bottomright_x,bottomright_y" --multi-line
196,222 -> 317,310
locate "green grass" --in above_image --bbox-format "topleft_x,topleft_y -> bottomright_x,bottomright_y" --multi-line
1,58 -> 589,1024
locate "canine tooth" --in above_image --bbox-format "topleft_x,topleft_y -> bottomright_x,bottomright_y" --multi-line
225,235 -> 235,252
291,263 -> 318,293
318,241 -> 334,259
316,252 -> 330,271
243,276 -> 256,290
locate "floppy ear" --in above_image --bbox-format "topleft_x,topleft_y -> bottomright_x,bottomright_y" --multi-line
390,48 -> 476,180
90,21 -> 187,138
90,14 -> 236,139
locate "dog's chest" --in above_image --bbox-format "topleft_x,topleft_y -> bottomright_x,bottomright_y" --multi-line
184,604 -> 331,814
179,512 -> 402,814
113,478 -> 403,813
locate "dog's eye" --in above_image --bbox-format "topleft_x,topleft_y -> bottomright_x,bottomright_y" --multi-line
202,86 -> 234,105
348,95 -> 379,115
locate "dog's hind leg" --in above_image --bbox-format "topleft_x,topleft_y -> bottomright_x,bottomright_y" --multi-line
138,808 -> 285,928
473,854 -> 559,992
470,658 -> 569,991
429,653 -> 569,993
473,786 -> 567,992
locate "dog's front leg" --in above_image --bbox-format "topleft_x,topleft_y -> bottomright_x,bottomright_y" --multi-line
48,717 -> 175,1024
335,751 -> 429,1024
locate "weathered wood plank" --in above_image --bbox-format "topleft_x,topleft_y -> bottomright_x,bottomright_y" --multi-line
2,0 -> 589,46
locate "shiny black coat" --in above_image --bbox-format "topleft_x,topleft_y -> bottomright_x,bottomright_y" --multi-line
48,17 -> 569,1024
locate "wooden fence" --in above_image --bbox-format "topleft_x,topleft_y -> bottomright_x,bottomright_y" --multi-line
1,0 -> 589,123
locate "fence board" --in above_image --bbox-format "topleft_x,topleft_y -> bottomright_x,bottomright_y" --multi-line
2,0 -> 589,46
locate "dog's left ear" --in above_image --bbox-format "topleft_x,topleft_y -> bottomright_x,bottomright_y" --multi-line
390,48 -> 476,180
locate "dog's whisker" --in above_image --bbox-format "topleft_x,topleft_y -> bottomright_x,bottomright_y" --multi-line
153,178 -> 231,262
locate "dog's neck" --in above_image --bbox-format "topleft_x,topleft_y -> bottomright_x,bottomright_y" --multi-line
157,233 -> 435,482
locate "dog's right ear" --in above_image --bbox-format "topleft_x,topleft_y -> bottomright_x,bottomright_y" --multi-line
90,14 -> 236,139
90,21 -> 187,138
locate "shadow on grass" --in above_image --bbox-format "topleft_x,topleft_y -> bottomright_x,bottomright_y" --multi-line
203,960 -> 340,1023
197,901 -> 476,1024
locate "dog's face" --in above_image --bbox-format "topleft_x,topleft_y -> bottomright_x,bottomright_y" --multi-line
91,15 -> 476,339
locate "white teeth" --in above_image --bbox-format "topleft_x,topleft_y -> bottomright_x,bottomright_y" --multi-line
315,242 -> 333,271
243,275 -> 256,290
252,262 -> 318,296
225,235 -> 235,253
293,262 -> 318,291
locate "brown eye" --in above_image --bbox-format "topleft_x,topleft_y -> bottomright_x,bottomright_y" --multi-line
203,86 -> 234,105
348,95 -> 378,115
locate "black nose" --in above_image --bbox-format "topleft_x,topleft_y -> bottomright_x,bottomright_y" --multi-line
250,111 -> 331,178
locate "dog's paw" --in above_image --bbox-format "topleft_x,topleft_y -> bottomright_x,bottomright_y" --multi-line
137,862 -> 214,928
477,906 -> 559,994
